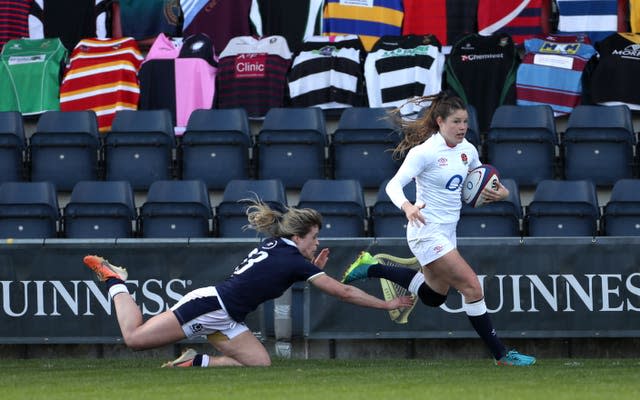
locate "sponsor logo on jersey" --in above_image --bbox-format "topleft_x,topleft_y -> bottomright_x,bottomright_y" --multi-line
461,53 -> 504,62
613,44 -> 640,60
438,157 -> 448,167
234,53 -> 267,78
8,55 -> 46,65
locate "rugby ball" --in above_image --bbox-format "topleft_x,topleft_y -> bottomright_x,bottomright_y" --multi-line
462,165 -> 500,208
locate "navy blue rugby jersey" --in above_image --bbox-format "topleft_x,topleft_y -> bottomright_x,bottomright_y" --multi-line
215,237 -> 324,322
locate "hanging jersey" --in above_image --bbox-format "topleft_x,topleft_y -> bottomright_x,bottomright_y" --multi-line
402,0 -> 477,46
118,0 -> 181,40
143,32 -> 183,61
215,237 -> 324,322
386,133 -> 480,224
632,0 -> 640,33
0,0 -> 34,50
323,0 -> 404,51
181,0 -> 251,56
365,34 -> 444,114
446,32 -> 518,132
216,35 -> 292,118
556,0 -> 618,43
59,37 -> 143,132
288,35 -> 365,109
589,33 -> 640,109
0,37 -> 66,115
478,0 -> 546,45
29,0 -> 113,53
250,0 -> 323,52
516,35 -> 595,115
139,33 -> 218,134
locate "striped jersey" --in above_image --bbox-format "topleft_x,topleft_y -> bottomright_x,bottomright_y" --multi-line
364,34 -> 444,114
0,0 -> 34,50
59,37 -> 143,132
0,37 -> 67,115
181,0 -> 252,56
29,0 -> 113,52
478,0 -> 548,45
216,35 -> 292,118
288,35 -> 365,109
323,0 -> 404,51
556,0 -> 618,43
402,0 -> 477,46
516,35 -> 596,115
250,0 -> 323,52
589,33 -> 640,109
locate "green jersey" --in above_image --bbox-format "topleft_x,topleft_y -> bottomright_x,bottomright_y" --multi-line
0,38 -> 67,115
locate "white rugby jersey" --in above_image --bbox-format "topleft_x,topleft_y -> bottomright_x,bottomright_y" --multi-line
386,133 -> 480,225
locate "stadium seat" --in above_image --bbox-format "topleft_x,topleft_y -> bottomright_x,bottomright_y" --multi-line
0,181 -> 59,238
256,108 -> 327,189
63,181 -> 136,238
104,110 -> 176,191
457,178 -> 522,237
525,179 -> 600,237
602,179 -> 640,236
370,178 -> 416,237
464,104 -> 481,149
0,111 -> 26,183
485,105 -> 557,187
216,179 -> 287,238
562,105 -> 635,187
29,110 -> 100,191
330,107 -> 401,188
297,179 -> 367,237
180,108 -> 252,190
139,180 -> 212,238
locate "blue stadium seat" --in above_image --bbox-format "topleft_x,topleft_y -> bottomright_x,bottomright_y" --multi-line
63,181 -> 136,238
465,104 -> 481,149
180,108 -> 252,190
457,178 -> 522,237
140,180 -> 212,238
297,179 -> 367,237
29,110 -> 100,191
256,108 -> 327,189
370,178 -> 416,237
485,105 -> 557,187
525,179 -> 600,237
331,107 -> 401,188
216,179 -> 287,238
0,111 -> 26,183
562,105 -> 635,186
104,110 -> 176,190
602,179 -> 640,236
0,181 -> 59,238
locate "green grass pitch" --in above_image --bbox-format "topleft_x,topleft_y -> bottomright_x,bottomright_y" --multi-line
1,358 -> 639,400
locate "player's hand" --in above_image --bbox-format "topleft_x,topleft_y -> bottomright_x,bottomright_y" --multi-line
481,180 -> 509,203
387,295 -> 415,310
313,248 -> 330,269
403,201 -> 426,227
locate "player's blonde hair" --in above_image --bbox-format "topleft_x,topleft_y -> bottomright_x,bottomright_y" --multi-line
244,198 -> 322,238
390,91 -> 467,159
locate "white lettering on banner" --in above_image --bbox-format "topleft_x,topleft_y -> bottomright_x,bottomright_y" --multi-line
2,274 -> 639,318
437,273 -> 640,313
0,279 -> 191,317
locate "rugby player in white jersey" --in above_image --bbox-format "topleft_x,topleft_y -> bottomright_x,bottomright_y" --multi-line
342,91 -> 536,366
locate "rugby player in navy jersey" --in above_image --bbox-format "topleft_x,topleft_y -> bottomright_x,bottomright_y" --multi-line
83,199 -> 414,367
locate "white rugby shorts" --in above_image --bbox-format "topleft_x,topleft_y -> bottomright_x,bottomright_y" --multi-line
407,221 -> 457,266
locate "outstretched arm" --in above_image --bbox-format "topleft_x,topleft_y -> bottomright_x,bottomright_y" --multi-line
310,274 -> 414,310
